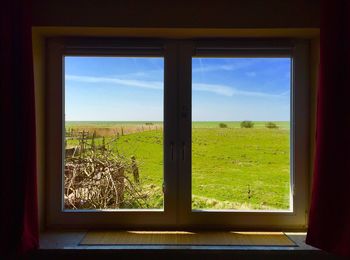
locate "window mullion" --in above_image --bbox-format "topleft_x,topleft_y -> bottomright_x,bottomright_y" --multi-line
163,41 -> 180,224
177,41 -> 194,227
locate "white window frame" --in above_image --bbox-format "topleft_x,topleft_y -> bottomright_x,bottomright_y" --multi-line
177,40 -> 310,230
46,38 -> 309,230
46,38 -> 179,228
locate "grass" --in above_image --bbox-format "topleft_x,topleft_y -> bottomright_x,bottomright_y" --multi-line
66,121 -> 290,210
192,126 -> 290,210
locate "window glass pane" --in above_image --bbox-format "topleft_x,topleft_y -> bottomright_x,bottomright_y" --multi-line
192,57 -> 291,211
64,57 -> 164,210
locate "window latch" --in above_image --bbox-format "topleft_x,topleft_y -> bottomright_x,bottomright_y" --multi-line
182,142 -> 185,160
170,142 -> 174,160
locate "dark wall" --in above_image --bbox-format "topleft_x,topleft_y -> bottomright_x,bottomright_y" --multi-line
32,0 -> 320,28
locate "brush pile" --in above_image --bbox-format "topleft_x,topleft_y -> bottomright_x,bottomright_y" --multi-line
64,148 -> 148,209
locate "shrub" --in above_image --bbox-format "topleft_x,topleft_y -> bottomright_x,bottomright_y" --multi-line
219,123 -> 228,128
240,121 -> 254,128
265,122 -> 278,129
145,122 -> 154,125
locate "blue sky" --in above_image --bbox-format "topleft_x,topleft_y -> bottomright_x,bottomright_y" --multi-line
65,56 -> 290,121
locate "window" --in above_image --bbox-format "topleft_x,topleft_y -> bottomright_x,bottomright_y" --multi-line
46,38 -> 309,229
191,57 -> 292,211
64,56 -> 165,210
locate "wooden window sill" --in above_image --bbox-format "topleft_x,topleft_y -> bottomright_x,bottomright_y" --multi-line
34,231 -> 337,259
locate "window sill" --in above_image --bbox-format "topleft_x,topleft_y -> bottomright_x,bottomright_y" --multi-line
35,231 -> 335,259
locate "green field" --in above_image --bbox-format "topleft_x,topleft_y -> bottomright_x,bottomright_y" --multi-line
66,121 -> 290,210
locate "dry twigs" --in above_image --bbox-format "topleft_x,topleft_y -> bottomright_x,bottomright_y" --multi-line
64,147 -> 150,209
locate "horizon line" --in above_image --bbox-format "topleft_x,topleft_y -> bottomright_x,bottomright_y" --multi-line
65,120 -> 290,122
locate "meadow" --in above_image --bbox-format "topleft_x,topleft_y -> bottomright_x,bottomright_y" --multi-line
65,121 -> 290,211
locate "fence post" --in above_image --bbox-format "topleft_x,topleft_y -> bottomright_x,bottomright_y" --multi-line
91,130 -> 96,152
131,156 -> 140,184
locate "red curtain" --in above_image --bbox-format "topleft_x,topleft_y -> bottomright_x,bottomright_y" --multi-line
306,0 -> 350,257
0,0 -> 39,257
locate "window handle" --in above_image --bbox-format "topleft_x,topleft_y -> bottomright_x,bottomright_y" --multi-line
170,142 -> 174,161
182,142 -> 186,161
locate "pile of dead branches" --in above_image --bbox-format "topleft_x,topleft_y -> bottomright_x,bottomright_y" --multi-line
64,148 -> 149,209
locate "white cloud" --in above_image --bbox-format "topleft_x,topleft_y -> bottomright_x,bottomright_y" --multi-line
192,59 -> 257,73
66,74 -> 287,98
193,83 -> 234,96
233,89 -> 287,98
245,71 -> 257,77
66,75 -> 163,90
193,83 -> 287,98
116,69 -> 163,79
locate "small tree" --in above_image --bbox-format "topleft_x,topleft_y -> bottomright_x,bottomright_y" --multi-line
240,121 -> 254,128
219,123 -> 228,128
265,122 -> 278,129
